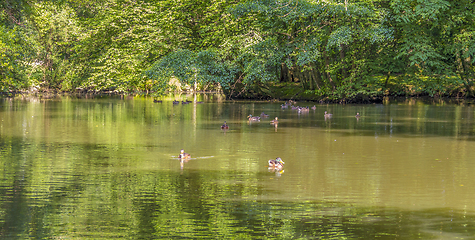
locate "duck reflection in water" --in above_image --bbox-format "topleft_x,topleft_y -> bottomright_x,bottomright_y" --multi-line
179,149 -> 191,169
269,117 -> 278,131
273,169 -> 284,176
324,111 -> 332,120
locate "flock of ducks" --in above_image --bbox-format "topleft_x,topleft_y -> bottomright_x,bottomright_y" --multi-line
172,100 -> 204,104
176,99 -> 361,172
181,109 -> 285,171
154,99 -> 203,104
242,111 -> 280,125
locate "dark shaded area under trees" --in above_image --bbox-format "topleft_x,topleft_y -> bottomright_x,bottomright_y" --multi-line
1,0 -> 474,101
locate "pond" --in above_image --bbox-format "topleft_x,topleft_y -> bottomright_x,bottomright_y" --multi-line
1,94 -> 475,239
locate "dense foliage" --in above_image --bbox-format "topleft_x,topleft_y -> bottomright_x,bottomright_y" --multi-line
1,0 -> 474,100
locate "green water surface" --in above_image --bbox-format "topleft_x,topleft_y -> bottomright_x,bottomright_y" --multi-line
1,94 -> 475,239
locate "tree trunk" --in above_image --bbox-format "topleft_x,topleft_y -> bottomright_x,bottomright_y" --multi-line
384,71 -> 391,88
457,51 -> 473,96
294,66 -> 304,87
462,54 -> 474,96
310,63 -> 323,90
289,66 -> 295,82
306,69 -> 314,90
324,52 -> 336,89
340,44 -> 348,80
280,63 -> 290,82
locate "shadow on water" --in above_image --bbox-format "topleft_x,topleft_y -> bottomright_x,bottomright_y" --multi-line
1,163 -> 474,239
129,170 -> 475,239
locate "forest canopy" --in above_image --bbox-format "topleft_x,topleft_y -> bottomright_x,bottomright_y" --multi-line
1,0 -> 474,100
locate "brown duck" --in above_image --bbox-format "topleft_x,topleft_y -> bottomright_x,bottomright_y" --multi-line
268,157 -> 285,169
179,149 -> 190,160
247,115 -> 260,121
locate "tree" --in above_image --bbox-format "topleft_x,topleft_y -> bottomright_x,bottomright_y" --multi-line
0,25 -> 30,91
145,49 -> 239,95
0,0 -> 33,92
71,0 -> 162,92
29,2 -> 84,90
389,0 -> 475,95
227,0 -> 393,98
145,0 -> 246,94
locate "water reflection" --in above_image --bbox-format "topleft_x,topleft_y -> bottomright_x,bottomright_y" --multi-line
0,95 -> 475,238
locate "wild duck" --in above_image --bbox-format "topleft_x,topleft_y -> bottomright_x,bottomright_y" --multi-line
221,121 -> 229,129
173,100 -> 179,104
268,157 -> 285,169
248,115 -> 260,121
179,149 -> 190,160
270,117 -> 278,124
355,113 -> 360,118
260,112 -> 269,118
153,99 -> 162,103
311,105 -> 316,110
324,111 -> 333,118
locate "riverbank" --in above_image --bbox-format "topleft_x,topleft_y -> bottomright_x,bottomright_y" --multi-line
2,75 -> 472,104
222,75 -> 472,103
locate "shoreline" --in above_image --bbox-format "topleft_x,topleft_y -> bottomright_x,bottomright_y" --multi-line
1,90 -> 474,105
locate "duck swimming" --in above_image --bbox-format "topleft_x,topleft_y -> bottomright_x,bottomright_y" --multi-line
324,111 -> 333,118
221,121 -> 229,129
260,112 -> 269,118
248,115 -> 260,121
355,113 -> 360,118
179,149 -> 190,160
268,157 -> 285,169
270,117 -> 278,124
